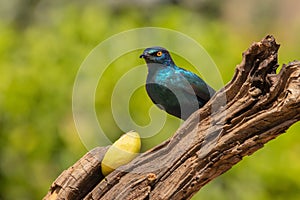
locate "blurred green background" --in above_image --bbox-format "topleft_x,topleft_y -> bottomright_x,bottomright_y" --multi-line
0,0 -> 300,199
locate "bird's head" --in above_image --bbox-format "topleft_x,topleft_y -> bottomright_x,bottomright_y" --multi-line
140,47 -> 174,65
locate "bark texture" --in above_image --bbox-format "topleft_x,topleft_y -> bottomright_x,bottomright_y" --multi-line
44,35 -> 300,200
43,147 -> 109,200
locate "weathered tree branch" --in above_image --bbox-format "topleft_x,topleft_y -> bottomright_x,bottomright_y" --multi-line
44,35 -> 300,200
43,147 -> 109,200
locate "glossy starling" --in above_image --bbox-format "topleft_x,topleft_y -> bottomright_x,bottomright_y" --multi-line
140,47 -> 215,120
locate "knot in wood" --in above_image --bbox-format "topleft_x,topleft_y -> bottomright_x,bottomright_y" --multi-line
147,173 -> 157,183
249,87 -> 262,97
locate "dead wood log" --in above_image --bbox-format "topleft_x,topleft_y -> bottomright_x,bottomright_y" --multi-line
43,147 -> 109,200
44,35 -> 300,200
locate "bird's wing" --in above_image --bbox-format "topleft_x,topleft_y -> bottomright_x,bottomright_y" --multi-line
177,68 -> 215,102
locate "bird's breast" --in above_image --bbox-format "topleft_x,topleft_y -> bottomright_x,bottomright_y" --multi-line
148,68 -> 178,86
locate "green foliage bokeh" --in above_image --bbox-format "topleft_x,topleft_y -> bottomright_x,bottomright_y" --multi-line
0,1 -> 299,199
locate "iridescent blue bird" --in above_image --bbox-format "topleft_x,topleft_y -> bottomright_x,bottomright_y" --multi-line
140,47 -> 215,120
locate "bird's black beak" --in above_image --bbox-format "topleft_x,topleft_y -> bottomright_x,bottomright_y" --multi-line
140,52 -> 150,59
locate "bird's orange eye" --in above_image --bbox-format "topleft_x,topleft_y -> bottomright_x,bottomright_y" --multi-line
156,51 -> 162,57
